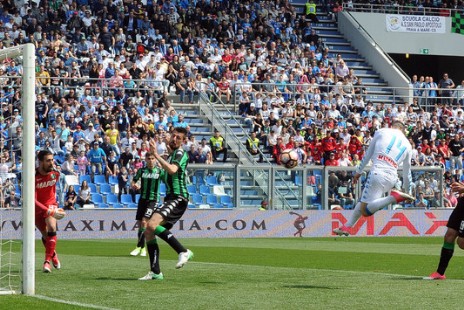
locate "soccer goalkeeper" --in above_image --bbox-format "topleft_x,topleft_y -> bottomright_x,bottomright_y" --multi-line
35,150 -> 66,273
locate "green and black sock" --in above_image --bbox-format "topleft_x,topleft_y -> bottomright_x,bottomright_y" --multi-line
437,242 -> 455,275
137,227 -> 146,248
147,238 -> 160,274
154,226 -> 186,254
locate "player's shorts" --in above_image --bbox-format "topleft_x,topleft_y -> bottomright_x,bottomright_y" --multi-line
35,208 -> 49,232
136,199 -> 158,221
154,195 -> 188,230
446,197 -> 464,237
360,169 -> 398,204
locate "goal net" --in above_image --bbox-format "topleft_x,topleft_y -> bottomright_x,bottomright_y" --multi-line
0,44 -> 35,295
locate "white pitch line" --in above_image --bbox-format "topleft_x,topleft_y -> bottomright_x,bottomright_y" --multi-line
33,295 -> 119,310
191,261 -> 464,281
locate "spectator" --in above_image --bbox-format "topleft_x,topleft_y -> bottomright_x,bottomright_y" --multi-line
64,185 -> 78,210
87,141 -> 107,178
76,180 -> 92,208
210,130 -> 228,162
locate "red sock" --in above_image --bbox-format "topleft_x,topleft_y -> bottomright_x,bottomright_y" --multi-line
45,235 -> 57,262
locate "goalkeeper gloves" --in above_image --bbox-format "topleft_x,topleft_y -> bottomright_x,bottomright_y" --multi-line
47,205 -> 66,220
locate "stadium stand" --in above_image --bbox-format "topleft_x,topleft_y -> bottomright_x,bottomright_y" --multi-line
0,0 -> 460,210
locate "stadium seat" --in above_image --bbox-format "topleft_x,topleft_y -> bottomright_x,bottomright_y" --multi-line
206,175 -> 218,186
100,183 -> 112,195
112,203 -> 124,209
190,193 -> 203,206
94,174 -> 106,185
135,194 -> 141,203
127,203 -> 138,209
187,184 -> 197,194
213,203 -> 223,208
206,194 -> 218,205
79,175 -> 91,185
199,185 -> 211,196
121,194 -> 134,206
108,175 -> 118,185
91,193 -> 103,204
97,203 -> 109,208
106,193 -> 119,206
188,203 -> 196,209
88,183 -> 97,193
220,195 -> 233,208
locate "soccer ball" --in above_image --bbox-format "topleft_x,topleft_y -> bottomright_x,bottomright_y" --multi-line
279,149 -> 299,169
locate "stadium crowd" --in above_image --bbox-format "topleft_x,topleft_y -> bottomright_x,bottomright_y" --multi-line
0,0 -> 462,208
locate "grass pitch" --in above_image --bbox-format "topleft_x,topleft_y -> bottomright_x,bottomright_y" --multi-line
2,237 -> 464,309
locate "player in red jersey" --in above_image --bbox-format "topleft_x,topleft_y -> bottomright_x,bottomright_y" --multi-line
35,150 -> 66,273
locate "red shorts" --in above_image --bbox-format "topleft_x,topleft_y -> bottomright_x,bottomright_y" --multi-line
35,207 -> 49,232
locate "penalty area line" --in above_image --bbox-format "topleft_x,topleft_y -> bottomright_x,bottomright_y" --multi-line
33,294 -> 119,310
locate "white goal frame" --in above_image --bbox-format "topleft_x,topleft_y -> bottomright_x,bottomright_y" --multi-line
0,43 -> 36,295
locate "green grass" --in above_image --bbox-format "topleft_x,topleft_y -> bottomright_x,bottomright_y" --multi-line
2,237 -> 464,309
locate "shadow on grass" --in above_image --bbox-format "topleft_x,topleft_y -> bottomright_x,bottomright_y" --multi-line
95,277 -> 138,281
283,284 -> 340,290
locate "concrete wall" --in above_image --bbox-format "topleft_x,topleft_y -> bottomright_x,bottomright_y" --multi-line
349,12 -> 464,56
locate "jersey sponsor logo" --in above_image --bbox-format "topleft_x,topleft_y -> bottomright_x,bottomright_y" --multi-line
141,172 -> 160,179
377,154 -> 398,168
36,180 -> 57,189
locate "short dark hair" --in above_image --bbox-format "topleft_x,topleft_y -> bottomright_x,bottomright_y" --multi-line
173,127 -> 188,136
37,150 -> 53,161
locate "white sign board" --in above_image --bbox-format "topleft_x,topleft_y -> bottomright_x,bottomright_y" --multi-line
386,14 -> 446,33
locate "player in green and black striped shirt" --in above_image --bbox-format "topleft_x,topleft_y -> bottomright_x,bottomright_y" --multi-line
129,152 -> 163,263
139,127 -> 193,281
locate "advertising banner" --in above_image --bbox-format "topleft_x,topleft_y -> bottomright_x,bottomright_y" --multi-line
0,209 -> 452,239
386,14 -> 446,33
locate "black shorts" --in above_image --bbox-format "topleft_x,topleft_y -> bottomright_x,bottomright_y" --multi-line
155,195 -> 188,230
135,199 -> 158,221
447,197 -> 464,237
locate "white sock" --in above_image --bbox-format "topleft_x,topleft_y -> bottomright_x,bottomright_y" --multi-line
365,196 -> 396,214
346,202 -> 362,227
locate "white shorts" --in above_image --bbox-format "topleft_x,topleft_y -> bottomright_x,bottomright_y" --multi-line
360,170 -> 398,204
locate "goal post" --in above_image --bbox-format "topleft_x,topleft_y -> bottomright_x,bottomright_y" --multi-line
0,43 -> 35,295
22,43 -> 36,296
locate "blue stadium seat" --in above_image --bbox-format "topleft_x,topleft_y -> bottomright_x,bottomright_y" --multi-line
94,174 -> 106,185
97,203 -> 109,208
79,175 -> 91,185
88,183 -> 97,193
91,193 -> 103,204
112,203 -> 124,209
135,194 -> 141,203
190,193 -> 203,206
220,195 -> 233,208
206,175 -> 218,186
127,203 -> 138,209
187,184 -> 197,194
109,175 -> 118,185
188,203 -> 196,209
106,193 -> 119,205
100,183 -> 112,195
213,203 -> 223,208
121,194 -> 134,206
206,194 -> 218,205
199,185 -> 211,196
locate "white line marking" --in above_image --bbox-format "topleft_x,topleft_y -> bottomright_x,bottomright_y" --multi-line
33,295 -> 119,310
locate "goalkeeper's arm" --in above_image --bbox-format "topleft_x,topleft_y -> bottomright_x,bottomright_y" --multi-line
35,200 -> 66,219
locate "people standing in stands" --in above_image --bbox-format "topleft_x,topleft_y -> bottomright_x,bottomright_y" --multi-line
438,73 -> 455,106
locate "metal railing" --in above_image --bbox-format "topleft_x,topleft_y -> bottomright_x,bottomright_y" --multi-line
342,3 -> 463,16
